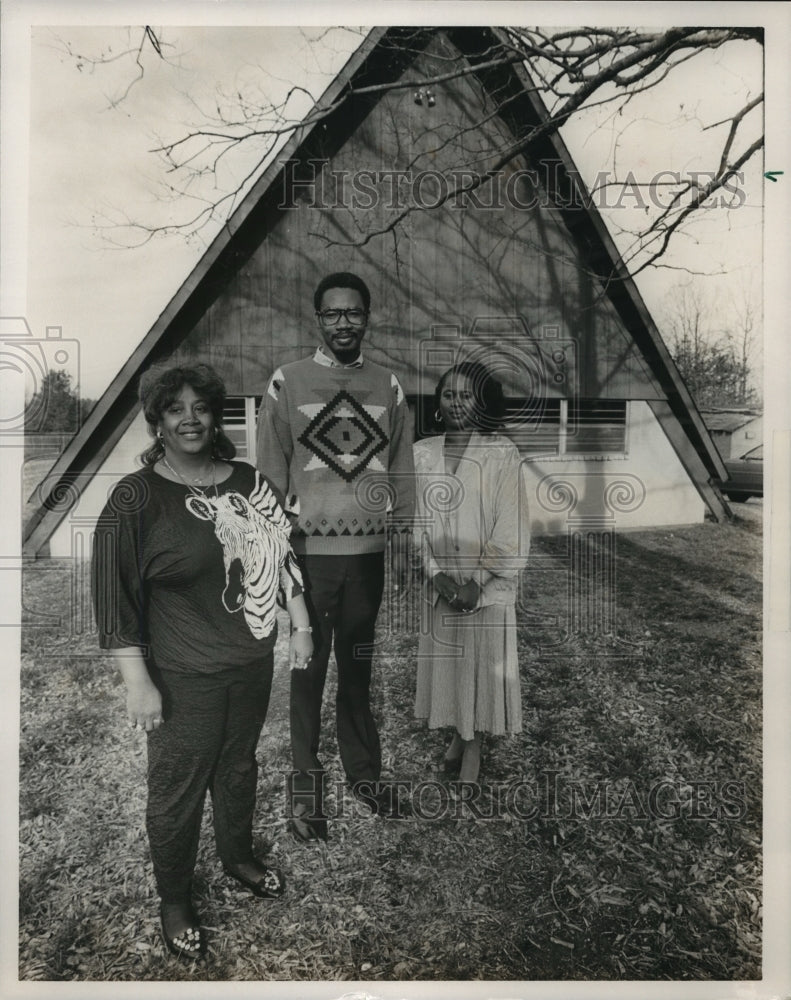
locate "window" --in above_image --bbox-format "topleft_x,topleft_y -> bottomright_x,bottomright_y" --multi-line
505,398 -> 626,456
412,395 -> 627,456
504,398 -> 562,454
243,392 -> 628,458
565,400 -> 627,455
223,396 -> 262,458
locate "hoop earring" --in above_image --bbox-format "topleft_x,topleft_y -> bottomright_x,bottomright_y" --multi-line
434,409 -> 444,425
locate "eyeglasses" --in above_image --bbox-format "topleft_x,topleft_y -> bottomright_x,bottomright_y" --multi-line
315,308 -> 367,326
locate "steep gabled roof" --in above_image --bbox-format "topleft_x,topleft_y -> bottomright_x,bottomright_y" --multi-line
23,25 -> 728,556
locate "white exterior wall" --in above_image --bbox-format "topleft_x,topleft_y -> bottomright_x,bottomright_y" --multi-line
49,410 -> 151,558
519,400 -> 705,535
49,400 -> 705,556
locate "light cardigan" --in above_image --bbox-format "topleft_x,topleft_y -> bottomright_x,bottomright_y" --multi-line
413,432 -> 530,607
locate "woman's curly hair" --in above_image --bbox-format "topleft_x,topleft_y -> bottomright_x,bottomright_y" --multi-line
137,363 -> 236,466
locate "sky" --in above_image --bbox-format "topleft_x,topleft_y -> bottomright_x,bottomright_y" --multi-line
6,7 -> 769,402
23,24 -> 363,398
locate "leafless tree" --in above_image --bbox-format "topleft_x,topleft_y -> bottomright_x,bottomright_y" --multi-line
725,280 -> 761,405
51,25 -> 764,276
664,283 -> 760,408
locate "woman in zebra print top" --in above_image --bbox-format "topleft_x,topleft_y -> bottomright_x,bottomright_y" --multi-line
92,363 -> 313,962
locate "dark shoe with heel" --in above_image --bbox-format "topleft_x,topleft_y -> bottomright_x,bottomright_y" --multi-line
441,754 -> 463,776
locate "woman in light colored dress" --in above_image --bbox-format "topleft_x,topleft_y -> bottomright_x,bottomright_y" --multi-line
413,362 -> 530,784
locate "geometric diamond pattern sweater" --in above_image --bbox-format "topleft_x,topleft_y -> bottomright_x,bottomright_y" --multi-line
256,354 -> 416,554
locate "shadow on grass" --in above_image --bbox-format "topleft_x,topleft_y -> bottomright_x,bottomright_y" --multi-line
18,515 -> 762,981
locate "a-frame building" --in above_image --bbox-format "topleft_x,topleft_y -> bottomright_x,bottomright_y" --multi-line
24,26 -> 728,558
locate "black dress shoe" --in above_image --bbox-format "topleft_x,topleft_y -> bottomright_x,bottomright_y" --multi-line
352,781 -> 411,819
350,781 -> 380,814
289,806 -> 328,843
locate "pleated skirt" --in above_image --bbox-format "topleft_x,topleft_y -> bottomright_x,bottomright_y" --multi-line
414,596 -> 523,741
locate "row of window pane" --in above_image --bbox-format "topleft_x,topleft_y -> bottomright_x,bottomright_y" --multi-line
223,396 -> 627,457
567,400 -> 627,455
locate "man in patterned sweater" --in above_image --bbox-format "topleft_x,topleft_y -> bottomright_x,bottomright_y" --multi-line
256,272 -> 415,840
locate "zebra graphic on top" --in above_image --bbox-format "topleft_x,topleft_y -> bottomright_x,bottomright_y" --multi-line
184,472 -> 302,640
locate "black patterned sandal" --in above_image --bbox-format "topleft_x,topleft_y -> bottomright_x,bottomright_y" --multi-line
223,860 -> 286,899
160,901 -> 206,961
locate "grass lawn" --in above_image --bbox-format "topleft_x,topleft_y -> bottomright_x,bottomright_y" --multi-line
18,510 -> 762,981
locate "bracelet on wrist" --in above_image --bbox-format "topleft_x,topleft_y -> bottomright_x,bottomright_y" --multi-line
292,626 -> 312,634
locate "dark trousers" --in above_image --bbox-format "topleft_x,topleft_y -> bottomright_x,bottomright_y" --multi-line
290,552 -> 385,818
145,659 -> 273,902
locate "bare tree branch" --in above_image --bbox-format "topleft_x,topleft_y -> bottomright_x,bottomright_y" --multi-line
57,24 -> 764,281
48,26 -> 174,107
